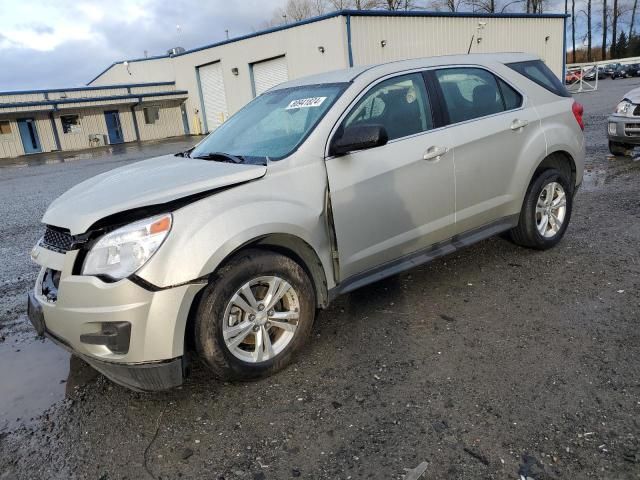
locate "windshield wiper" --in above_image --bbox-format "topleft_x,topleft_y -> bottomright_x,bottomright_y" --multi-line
175,147 -> 195,158
191,152 -> 245,164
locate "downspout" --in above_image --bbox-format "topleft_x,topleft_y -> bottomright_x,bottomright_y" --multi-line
130,98 -> 141,142
562,15 -> 567,80
44,92 -> 61,151
49,110 -> 61,151
346,14 -> 354,68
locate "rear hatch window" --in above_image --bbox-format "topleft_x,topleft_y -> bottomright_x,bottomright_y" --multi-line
506,60 -> 571,98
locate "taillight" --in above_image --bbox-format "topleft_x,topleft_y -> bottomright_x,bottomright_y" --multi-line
572,101 -> 584,130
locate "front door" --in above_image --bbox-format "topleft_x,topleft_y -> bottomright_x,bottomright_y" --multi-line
17,118 -> 42,154
326,72 -> 456,281
104,110 -> 124,144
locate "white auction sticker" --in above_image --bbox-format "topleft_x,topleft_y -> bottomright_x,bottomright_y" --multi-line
285,97 -> 327,110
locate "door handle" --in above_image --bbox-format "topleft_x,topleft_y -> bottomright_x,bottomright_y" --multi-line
423,146 -> 449,161
510,119 -> 529,130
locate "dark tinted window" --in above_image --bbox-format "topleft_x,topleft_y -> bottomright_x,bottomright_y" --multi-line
507,60 -> 570,98
497,78 -> 523,110
435,68 -> 506,123
343,73 -> 433,141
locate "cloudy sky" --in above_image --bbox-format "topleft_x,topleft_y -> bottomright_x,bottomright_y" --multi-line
0,0 -> 579,92
0,0 -> 284,91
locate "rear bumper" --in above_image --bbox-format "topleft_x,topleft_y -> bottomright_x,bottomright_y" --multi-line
607,115 -> 640,145
28,290 -> 184,391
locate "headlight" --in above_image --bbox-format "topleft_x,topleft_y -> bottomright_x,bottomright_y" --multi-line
615,100 -> 633,115
82,213 -> 172,280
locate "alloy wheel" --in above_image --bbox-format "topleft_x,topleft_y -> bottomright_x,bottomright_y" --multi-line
535,181 -> 567,238
222,276 -> 300,363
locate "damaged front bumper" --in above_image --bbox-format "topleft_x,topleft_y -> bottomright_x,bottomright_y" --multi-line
28,244 -> 204,392
28,290 -> 183,391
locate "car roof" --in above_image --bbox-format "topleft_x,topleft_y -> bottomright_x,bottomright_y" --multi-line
274,52 -> 539,89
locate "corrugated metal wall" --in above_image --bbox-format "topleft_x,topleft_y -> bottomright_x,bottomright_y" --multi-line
54,107 -> 136,151
349,16 -> 565,77
0,118 -> 25,158
134,102 -> 185,141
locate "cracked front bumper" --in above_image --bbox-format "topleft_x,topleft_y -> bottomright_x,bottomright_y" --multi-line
28,245 -> 204,391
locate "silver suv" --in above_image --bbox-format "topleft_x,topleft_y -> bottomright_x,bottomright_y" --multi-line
28,53 -> 585,391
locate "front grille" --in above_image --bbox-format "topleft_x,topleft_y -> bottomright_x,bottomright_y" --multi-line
42,226 -> 74,253
625,123 -> 640,136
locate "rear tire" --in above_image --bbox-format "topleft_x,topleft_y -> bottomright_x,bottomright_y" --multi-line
609,141 -> 632,156
509,168 -> 573,250
194,249 -> 316,381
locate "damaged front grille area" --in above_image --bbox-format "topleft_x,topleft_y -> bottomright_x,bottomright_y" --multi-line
42,226 -> 75,253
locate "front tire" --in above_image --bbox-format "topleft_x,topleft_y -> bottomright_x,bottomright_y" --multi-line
194,249 -> 316,381
509,168 -> 573,250
609,140 -> 632,156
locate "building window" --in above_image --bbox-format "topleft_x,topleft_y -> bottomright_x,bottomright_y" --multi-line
143,106 -> 160,125
0,121 -> 11,135
60,115 -> 80,134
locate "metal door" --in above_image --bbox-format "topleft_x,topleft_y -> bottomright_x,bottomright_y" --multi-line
17,118 -> 42,154
197,62 -> 228,133
251,56 -> 288,97
104,110 -> 124,144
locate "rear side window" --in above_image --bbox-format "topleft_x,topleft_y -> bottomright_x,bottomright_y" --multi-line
497,78 -> 523,110
507,60 -> 571,98
434,68 -> 516,124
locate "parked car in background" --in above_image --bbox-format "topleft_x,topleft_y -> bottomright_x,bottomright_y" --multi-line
583,66 -> 606,81
611,64 -> 630,79
603,63 -> 620,77
625,63 -> 640,77
28,53 -> 585,391
565,69 -> 582,84
608,87 -> 640,155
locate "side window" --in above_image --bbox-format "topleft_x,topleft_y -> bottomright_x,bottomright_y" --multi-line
343,73 -> 433,141
507,60 -> 571,98
435,68 -> 511,124
497,78 -> 523,110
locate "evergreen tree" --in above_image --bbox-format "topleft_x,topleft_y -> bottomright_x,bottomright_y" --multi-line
617,30 -> 629,58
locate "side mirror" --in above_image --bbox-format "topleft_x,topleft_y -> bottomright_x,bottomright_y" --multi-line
330,124 -> 388,156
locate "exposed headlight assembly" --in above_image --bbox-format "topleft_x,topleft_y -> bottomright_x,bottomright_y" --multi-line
82,214 -> 172,280
615,100 -> 633,115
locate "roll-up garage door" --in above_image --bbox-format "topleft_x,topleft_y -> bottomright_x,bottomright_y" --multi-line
252,56 -> 289,97
198,62 -> 228,133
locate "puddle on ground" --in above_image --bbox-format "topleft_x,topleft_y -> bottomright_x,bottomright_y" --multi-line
0,336 -> 98,433
582,155 -> 640,191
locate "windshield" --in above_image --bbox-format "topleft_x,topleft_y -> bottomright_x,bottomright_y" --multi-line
191,83 -> 348,161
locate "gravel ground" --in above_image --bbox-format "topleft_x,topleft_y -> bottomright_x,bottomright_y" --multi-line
1,80 -> 639,480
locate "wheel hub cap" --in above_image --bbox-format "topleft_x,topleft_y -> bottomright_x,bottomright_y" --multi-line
222,276 -> 300,363
535,181 -> 567,238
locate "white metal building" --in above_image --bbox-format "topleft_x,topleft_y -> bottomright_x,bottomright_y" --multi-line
90,10 -> 567,136
0,83 -> 189,159
0,10 -> 567,159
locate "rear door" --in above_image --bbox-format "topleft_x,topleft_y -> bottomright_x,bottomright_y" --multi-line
326,72 -> 455,280
429,66 -> 540,233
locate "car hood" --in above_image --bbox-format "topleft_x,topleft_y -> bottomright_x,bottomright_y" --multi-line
42,154 -> 267,234
623,87 -> 640,103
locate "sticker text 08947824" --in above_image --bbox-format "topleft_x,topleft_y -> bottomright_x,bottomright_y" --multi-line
285,97 -> 327,110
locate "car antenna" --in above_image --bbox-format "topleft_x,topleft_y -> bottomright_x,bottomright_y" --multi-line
467,34 -> 474,54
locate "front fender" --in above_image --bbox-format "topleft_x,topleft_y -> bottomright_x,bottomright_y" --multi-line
136,175 -> 333,291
